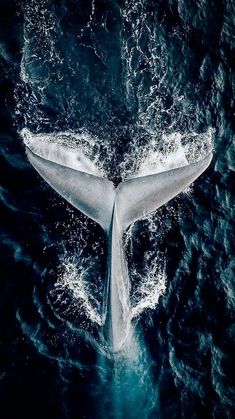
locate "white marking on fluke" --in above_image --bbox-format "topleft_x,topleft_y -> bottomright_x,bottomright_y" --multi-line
26,146 -> 212,353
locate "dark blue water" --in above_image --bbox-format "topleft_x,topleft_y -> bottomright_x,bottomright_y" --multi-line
0,0 -> 234,418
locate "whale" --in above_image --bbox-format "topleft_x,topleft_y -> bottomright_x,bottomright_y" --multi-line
26,146 -> 212,352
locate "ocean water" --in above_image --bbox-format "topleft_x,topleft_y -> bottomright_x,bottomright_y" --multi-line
0,0 -> 234,418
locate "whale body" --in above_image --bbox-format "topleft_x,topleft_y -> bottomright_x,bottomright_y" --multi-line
26,146 -> 212,352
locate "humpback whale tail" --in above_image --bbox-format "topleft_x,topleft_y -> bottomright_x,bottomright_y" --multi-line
26,147 -> 212,352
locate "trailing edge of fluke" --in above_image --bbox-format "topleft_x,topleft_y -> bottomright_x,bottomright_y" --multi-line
26,146 -> 212,353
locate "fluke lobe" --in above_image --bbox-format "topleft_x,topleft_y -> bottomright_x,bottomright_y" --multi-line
26,146 -> 212,353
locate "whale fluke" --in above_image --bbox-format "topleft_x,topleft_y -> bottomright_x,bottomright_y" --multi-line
26,146 -> 212,352
26,147 -> 115,232
115,154 -> 212,230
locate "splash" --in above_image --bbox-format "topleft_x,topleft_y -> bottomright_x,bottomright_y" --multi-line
21,128 -> 105,177
123,129 -> 214,179
21,127 -> 214,180
131,252 -> 167,319
53,257 -> 102,326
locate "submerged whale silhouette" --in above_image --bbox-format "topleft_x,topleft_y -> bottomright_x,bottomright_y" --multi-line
26,146 -> 212,352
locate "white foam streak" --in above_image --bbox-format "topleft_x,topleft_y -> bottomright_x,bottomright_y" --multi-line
133,133 -> 188,178
131,256 -> 167,319
121,128 -> 214,180
54,260 -> 102,326
21,128 -> 105,177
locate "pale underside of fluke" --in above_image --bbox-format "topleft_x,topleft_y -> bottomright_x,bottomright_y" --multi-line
26,146 -> 212,353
